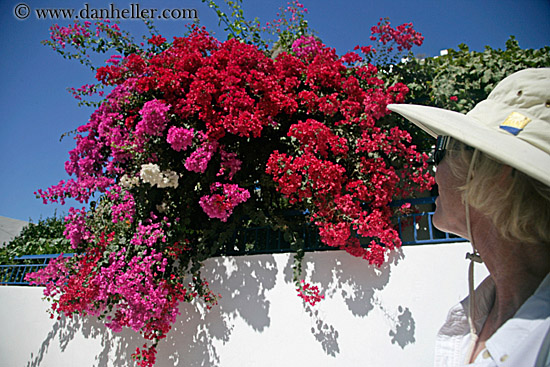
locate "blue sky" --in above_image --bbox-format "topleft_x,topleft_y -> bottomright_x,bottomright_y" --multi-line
1,0 -> 549,222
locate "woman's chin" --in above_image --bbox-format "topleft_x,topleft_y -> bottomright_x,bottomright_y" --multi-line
433,212 -> 466,239
432,214 -> 446,233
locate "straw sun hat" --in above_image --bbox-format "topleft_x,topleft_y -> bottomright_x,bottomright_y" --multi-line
388,68 -> 550,187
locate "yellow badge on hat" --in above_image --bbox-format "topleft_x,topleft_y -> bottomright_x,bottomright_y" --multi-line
500,112 -> 531,135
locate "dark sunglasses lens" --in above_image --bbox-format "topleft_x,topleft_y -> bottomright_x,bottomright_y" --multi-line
431,136 -> 449,165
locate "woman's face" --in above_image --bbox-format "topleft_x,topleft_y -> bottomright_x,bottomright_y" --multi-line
433,157 -> 469,238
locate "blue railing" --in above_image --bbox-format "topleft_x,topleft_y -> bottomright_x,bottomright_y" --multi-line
391,196 -> 467,245
396,211 -> 466,245
0,253 -> 74,286
0,197 -> 466,286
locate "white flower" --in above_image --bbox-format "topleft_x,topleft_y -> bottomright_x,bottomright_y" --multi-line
156,170 -> 179,188
120,174 -> 140,188
140,163 -> 161,184
139,163 -> 179,189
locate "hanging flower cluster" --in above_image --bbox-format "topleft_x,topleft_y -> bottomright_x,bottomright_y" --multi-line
370,17 -> 424,52
364,17 -> 425,66
29,12 -> 431,366
296,280 -> 324,306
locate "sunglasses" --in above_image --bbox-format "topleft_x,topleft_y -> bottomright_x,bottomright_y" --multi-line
430,135 -> 474,165
430,135 -> 451,166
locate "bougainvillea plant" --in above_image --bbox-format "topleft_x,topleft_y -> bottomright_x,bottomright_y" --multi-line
27,3 -> 432,365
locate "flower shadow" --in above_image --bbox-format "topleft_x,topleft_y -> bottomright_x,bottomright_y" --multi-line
25,248 -> 416,365
26,313 -> 141,367
281,247 -> 412,356
156,254 -> 278,367
388,305 -> 416,348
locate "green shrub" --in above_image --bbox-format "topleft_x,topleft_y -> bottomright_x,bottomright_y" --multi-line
0,215 -> 71,265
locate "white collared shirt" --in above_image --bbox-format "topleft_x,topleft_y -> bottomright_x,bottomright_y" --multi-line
434,273 -> 550,366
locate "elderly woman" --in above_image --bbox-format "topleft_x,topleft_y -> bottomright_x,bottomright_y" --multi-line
388,68 -> 550,366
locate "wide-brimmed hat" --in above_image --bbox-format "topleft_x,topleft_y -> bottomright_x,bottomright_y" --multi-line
388,68 -> 550,187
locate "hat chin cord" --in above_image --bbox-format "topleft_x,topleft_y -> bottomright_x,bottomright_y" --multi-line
464,148 -> 484,363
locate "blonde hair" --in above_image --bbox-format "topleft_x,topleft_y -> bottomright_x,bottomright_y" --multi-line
446,139 -> 550,245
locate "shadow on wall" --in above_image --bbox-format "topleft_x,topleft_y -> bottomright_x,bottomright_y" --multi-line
389,305 -> 416,348
158,255 -> 278,366
26,312 -> 143,367
26,249 -> 416,366
299,248 -> 415,354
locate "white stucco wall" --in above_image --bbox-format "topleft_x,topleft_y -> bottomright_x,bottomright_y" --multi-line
0,242 -> 488,367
